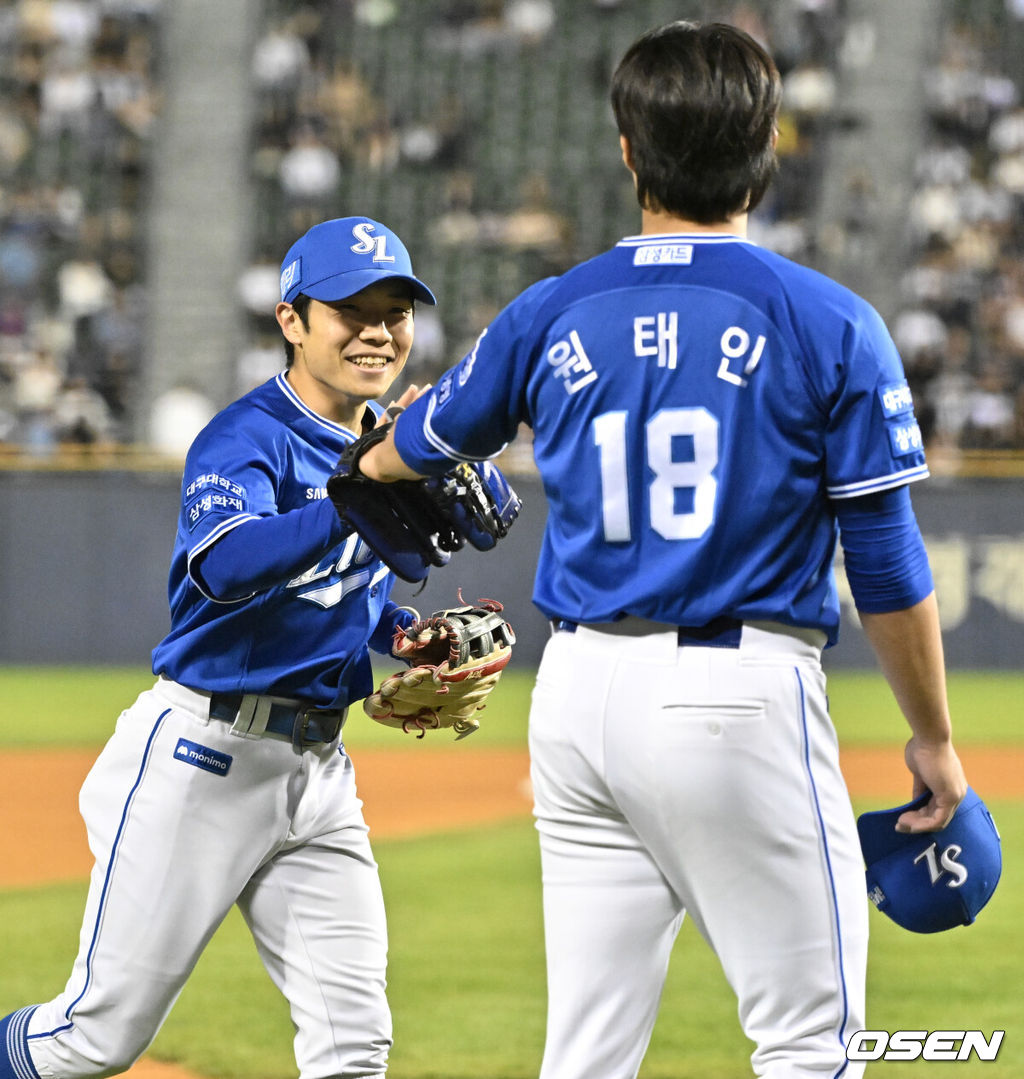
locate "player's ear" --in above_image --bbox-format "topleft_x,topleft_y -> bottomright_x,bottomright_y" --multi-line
619,134 -> 635,174
276,302 -> 305,345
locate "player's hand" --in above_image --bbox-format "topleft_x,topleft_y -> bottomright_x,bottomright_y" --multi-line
378,383 -> 433,425
897,736 -> 969,833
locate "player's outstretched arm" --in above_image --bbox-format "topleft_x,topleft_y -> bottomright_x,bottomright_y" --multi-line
858,592 -> 968,833
357,418 -> 423,483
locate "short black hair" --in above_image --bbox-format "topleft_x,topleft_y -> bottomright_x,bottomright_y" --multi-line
283,293 -> 313,367
611,21 -> 781,223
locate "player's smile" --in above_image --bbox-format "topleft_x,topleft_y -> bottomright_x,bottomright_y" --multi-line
284,280 -> 415,427
347,355 -> 391,369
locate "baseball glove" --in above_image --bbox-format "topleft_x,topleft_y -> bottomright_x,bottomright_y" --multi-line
326,424 -> 521,582
364,599 -> 516,739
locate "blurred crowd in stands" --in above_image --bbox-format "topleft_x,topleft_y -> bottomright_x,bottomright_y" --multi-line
0,0 -> 162,453
235,0 -> 861,477
895,8 -> 1024,454
1,0 -> 1023,459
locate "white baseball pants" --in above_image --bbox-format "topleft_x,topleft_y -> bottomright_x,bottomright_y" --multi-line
20,679 -> 390,1079
530,620 -> 868,1079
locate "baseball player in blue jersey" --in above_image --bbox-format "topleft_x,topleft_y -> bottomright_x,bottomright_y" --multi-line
0,217 -> 437,1079
350,22 -> 972,1079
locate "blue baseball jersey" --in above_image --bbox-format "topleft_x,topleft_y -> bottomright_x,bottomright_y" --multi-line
152,373 -> 400,707
394,233 -> 929,645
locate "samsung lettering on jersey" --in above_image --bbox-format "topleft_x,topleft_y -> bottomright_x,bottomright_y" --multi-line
632,242 -> 693,265
888,422 -> 924,455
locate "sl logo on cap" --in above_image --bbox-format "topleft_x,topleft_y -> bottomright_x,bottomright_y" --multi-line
914,841 -> 968,888
350,221 -> 395,264
857,786 -> 1001,933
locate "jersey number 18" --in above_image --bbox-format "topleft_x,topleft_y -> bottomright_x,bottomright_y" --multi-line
592,407 -> 719,542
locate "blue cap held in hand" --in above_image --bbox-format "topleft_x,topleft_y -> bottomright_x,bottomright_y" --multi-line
857,787 -> 1001,933
280,217 -> 436,305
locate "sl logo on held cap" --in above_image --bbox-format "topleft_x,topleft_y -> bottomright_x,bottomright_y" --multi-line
857,787 -> 1001,933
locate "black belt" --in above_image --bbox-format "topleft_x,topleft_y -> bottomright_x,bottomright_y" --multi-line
209,693 -> 345,748
551,615 -> 743,649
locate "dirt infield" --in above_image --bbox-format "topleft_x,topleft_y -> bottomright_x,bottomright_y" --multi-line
2,743 -> 1019,1079
3,743 -> 1021,888
0,746 -> 536,888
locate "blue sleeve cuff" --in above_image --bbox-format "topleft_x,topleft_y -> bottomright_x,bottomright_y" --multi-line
392,393 -> 459,476
193,498 -> 345,601
369,602 -> 417,656
836,486 -> 934,613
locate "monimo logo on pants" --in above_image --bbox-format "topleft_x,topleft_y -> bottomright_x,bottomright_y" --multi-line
174,738 -> 232,776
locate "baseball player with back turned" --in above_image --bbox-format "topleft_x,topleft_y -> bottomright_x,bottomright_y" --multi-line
0,217 -> 438,1079
350,21 -> 972,1079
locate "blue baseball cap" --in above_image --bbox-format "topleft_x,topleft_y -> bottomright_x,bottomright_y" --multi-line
857,787 -> 1001,934
279,217 -> 436,305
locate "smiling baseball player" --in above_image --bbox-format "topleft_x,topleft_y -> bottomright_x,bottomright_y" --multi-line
346,22 -> 973,1079
0,216 -> 485,1079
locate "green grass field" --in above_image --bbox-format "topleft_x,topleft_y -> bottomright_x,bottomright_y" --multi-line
2,664 -> 1021,748
1,667 -> 1021,1078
